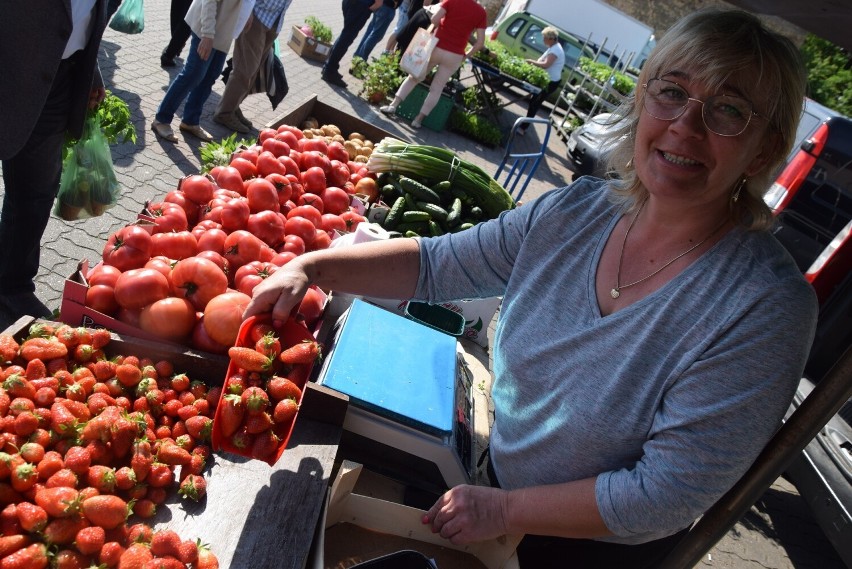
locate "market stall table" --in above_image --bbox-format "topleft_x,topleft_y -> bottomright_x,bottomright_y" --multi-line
464,59 -> 542,125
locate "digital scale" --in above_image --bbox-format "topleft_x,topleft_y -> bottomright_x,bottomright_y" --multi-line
315,298 -> 476,496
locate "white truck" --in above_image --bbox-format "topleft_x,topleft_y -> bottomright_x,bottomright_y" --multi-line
494,0 -> 655,68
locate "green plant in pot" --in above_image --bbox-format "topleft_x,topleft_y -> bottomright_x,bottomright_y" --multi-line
359,52 -> 406,105
303,16 -> 332,43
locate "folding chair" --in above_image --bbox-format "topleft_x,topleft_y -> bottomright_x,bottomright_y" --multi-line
494,117 -> 552,202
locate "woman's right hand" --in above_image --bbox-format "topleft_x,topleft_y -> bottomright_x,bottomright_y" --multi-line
243,260 -> 311,324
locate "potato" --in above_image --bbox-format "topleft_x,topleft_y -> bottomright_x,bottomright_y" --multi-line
354,155 -> 369,163
348,132 -> 366,141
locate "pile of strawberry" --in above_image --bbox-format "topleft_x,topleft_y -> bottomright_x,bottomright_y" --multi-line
0,323 -> 220,568
215,317 -> 320,464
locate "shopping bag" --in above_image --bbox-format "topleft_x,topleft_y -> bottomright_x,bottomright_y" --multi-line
222,41 -> 289,110
400,27 -> 437,81
54,114 -> 121,221
109,0 -> 144,34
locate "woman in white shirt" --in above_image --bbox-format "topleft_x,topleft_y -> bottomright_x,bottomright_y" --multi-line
519,25 -> 565,135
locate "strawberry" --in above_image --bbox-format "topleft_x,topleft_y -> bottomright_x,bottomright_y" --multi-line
43,516 -> 88,546
86,464 -> 117,493
255,332 -> 282,359
99,541 -> 126,567
82,495 -> 128,530
278,340 -> 321,365
53,549 -> 89,569
75,525 -> 106,556
3,374 -> 36,399
266,375 -> 303,401
15,501 -> 48,532
176,539 -> 199,565
273,398 -> 300,424
244,412 -> 273,434
20,337 -> 68,361
217,394 -> 245,438
0,542 -> 48,569
24,358 -> 47,380
146,463 -> 175,489
90,359 -> 117,381
131,440 -> 153,482
184,415 -> 213,441
35,486 -> 81,517
10,462 -> 38,492
251,429 -> 280,461
230,430 -> 255,450
0,334 -> 19,363
89,328 -> 111,349
154,360 -> 174,380
150,529 -> 181,558
131,499 -> 157,519
241,386 -> 269,415
64,445 -> 92,475
147,558 -> 185,569
0,503 -> 20,536
45,468 -> 79,489
157,442 -> 192,467
195,542 -> 219,569
36,451 -> 64,481
115,363 -> 142,388
227,347 -> 273,373
72,343 -> 95,363
118,542 -> 154,568
0,535 -> 32,559
127,523 -> 154,544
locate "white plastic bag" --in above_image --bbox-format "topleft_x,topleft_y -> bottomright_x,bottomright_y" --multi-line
400,27 -> 438,81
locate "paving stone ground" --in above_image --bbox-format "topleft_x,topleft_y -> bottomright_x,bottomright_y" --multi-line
1,0 -> 846,566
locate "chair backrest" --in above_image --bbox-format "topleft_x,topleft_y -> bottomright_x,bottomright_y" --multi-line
494,117 -> 552,202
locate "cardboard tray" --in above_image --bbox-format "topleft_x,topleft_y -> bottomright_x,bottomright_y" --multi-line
287,25 -> 333,63
2,316 -> 349,569
266,94 -> 404,146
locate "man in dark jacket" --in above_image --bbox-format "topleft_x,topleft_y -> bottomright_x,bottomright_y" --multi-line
0,0 -> 108,328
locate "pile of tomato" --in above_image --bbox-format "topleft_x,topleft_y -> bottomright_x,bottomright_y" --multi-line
86,123 -> 376,352
0,323 -> 221,568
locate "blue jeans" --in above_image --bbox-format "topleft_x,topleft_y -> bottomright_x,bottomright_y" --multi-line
323,0 -> 374,76
354,4 -> 396,60
156,33 -> 227,125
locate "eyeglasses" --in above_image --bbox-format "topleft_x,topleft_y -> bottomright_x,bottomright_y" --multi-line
642,78 -> 764,137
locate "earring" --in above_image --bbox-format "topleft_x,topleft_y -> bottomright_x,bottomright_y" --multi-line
732,176 -> 747,202
626,156 -> 634,169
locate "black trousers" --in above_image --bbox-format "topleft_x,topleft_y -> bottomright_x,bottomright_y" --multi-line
322,0 -> 374,76
0,57 -> 74,295
525,79 -> 562,122
486,456 -> 690,569
163,0 -> 193,60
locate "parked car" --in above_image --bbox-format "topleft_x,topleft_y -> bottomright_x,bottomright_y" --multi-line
490,11 -> 596,102
775,114 -> 852,567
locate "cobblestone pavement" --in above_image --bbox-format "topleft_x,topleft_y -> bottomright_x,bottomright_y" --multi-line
1,0 -> 847,566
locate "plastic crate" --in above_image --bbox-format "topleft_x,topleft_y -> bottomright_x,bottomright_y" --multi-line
396,83 -> 454,132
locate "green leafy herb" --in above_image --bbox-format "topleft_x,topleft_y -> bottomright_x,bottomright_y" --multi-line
448,109 -> 503,147
199,132 -> 254,172
304,16 -> 333,44
358,52 -> 406,104
63,90 -> 136,158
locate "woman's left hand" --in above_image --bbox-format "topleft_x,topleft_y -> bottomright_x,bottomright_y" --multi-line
87,86 -> 106,109
197,37 -> 214,61
424,485 -> 510,545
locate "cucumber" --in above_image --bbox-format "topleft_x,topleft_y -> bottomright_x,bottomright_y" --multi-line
396,221 -> 428,234
400,177 -> 441,204
381,184 -> 399,199
416,202 -> 448,223
404,230 -> 420,238
446,198 -> 462,228
428,220 -> 444,237
384,196 -> 407,229
403,191 -> 418,211
402,210 -> 431,223
469,206 -> 484,220
431,180 -> 452,195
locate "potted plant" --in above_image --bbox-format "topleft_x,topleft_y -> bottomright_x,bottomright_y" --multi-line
358,52 -> 406,105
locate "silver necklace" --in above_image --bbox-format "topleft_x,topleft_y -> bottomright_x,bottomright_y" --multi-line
611,201 -> 727,299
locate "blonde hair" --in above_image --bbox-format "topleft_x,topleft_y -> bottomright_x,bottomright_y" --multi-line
604,8 -> 807,230
542,26 -> 559,40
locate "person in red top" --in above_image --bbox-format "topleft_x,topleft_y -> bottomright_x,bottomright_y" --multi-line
380,0 -> 486,128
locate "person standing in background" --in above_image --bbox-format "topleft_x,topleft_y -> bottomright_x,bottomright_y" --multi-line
213,0 -> 293,134
518,26 -> 564,136
0,0 -> 108,328
161,0 -> 194,67
152,0 -> 254,143
353,0 -> 398,64
321,0 -> 383,89
382,0 -> 412,54
381,0 -> 486,128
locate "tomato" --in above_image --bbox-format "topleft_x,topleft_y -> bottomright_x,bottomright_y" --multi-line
297,193 -> 324,214
223,229 -> 265,268
301,166 -> 326,194
256,150 -> 288,177
286,174 -> 304,202
144,256 -> 174,280
278,155 -> 300,178
164,189 -> 201,226
166,256 -> 228,312
192,219 -> 222,239
276,125 -> 303,140
261,138 -> 290,159
354,177 -> 380,203
86,284 -> 118,315
116,307 -> 143,328
196,227 -> 228,255
233,261 -> 278,296
234,146 -> 260,163
258,128 -> 278,143
265,173 -> 293,206
319,213 -> 348,235
138,297 -> 197,341
150,230 -> 198,260
230,157 -> 258,181
287,204 -> 322,228
275,130 -> 300,149
247,210 -> 286,247
114,268 -> 171,310
259,245 -> 275,262
147,201 -> 189,233
326,141 -> 350,164
203,291 -> 252,347
283,216 -> 316,247
298,287 -> 326,328
191,316 -> 229,354
298,138 -> 328,155
86,263 -> 122,288
220,197 -> 251,233
279,234 -> 306,256
103,225 -> 153,272
270,251 -> 297,266
321,187 -> 352,216
245,178 -> 280,213
210,166 -> 245,194
340,210 -> 367,232
195,250 -> 230,276
309,231 -> 332,251
179,174 -> 217,205
327,160 -> 351,188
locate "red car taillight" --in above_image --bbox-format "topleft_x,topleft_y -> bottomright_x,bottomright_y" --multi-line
770,122 -> 830,213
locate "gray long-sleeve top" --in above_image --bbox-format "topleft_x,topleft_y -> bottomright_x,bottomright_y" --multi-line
414,177 -> 817,543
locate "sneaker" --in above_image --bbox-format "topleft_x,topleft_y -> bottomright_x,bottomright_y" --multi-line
151,120 -> 178,142
379,105 -> 396,116
234,108 -> 253,129
411,119 -> 422,129
179,123 -> 214,142
0,291 -> 54,322
213,112 -> 250,134
160,54 -> 176,68
321,72 -> 348,89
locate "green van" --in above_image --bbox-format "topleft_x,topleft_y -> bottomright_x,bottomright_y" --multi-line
490,11 -> 596,101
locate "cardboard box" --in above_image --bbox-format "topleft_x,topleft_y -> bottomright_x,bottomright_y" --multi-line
365,297 -> 501,348
287,25 -> 332,62
267,94 -> 404,146
316,461 -> 520,569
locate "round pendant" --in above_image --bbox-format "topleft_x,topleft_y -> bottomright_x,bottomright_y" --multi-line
610,288 -> 620,299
